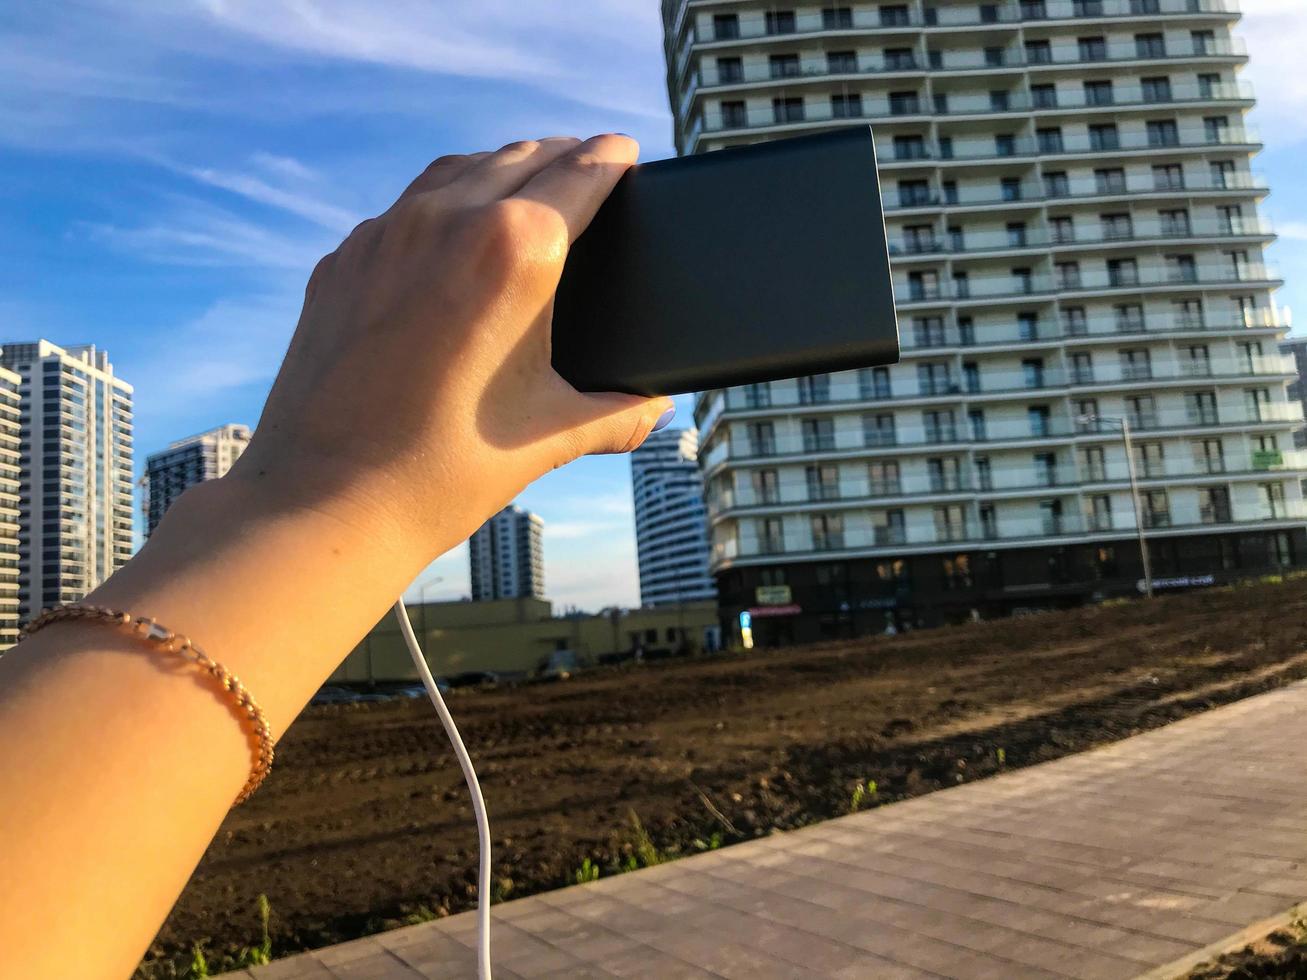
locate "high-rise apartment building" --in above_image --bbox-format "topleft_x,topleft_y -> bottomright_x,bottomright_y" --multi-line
0,367 -> 23,648
1,341 -> 134,621
144,424 -> 251,536
468,504 -> 546,601
631,427 -> 718,606
663,0 -> 1305,644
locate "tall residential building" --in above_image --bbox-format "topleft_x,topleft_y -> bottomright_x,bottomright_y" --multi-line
663,0 -> 1305,644
631,427 -> 718,606
0,368 -> 23,647
1,342 -> 134,622
144,424 -> 251,536
1281,337 -> 1307,449
468,504 -> 545,601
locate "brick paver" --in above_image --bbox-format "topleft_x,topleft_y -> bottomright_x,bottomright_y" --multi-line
233,681 -> 1307,979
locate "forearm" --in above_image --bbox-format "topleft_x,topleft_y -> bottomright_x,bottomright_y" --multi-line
0,476 -> 428,978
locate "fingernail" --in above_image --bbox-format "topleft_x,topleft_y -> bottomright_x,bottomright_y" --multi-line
652,407 -> 675,432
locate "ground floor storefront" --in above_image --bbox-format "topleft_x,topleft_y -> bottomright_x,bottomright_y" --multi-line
715,526 -> 1307,647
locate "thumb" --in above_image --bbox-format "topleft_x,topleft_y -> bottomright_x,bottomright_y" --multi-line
564,393 -> 677,457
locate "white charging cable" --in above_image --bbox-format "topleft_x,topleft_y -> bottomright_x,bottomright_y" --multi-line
393,597 -> 492,979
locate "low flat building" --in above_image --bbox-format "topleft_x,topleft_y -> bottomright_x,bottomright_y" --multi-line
332,597 -> 720,684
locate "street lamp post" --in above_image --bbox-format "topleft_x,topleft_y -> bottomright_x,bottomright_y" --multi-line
1080,414 -> 1153,598
415,576 -> 445,640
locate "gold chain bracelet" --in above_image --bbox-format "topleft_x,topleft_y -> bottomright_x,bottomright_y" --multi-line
23,603 -> 274,804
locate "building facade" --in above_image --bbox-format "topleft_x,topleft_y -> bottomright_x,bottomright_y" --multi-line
662,0 -> 1306,644
0,367 -> 23,647
1,342 -> 134,622
468,504 -> 546,601
334,597 -> 721,683
144,424 -> 251,536
631,427 -> 718,606
1281,337 -> 1307,449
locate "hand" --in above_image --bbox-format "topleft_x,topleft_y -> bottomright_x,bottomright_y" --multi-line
232,134 -> 674,564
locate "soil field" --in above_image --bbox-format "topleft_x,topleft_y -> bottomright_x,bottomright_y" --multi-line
138,577 -> 1307,977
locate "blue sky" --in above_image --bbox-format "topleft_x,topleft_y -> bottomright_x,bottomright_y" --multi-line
1,1 -> 1305,610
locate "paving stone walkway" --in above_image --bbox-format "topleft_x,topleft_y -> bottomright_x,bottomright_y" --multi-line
231,682 -> 1307,979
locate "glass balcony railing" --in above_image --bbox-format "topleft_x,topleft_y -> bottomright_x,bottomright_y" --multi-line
898,264 -> 1279,305
886,172 -> 1267,213
718,503 -> 1306,561
686,0 -> 1238,49
888,217 -> 1273,258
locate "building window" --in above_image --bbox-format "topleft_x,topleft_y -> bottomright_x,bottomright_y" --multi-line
772,97 -> 804,123
1101,212 -> 1132,241
1089,123 -> 1119,151
712,13 -> 740,40
1134,440 -> 1164,478
1269,532 -> 1293,568
1031,83 -> 1057,108
1084,80 -> 1113,106
879,4 -> 911,27
806,464 -> 840,501
1135,33 -> 1166,58
801,417 -> 835,452
1141,76 -> 1172,103
863,412 -> 896,447
810,513 -> 844,550
765,10 -> 797,34
933,505 -> 968,542
751,469 -> 780,505
798,374 -> 831,404
1193,438 -> 1225,474
942,555 -> 972,589
832,93 -> 863,118
1078,36 -> 1107,62
720,100 -> 746,128
1141,490 -> 1171,528
1146,119 -> 1179,147
1025,39 -> 1052,64
715,56 -> 743,84
1198,486 -> 1232,524
822,6 -> 854,29
1153,163 -> 1184,191
828,50 -> 858,73
868,460 -> 901,495
873,509 -> 906,545
769,53 -> 801,79
1095,167 -> 1126,193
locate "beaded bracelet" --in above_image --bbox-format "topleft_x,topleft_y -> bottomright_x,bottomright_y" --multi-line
23,603 -> 274,804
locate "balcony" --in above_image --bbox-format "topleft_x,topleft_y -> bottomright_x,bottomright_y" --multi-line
887,217 -> 1273,259
928,37 -> 1245,74
897,264 -> 1280,308
710,405 -> 1303,471
885,173 -> 1268,214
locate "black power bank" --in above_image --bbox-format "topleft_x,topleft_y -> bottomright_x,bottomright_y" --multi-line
551,126 -> 899,396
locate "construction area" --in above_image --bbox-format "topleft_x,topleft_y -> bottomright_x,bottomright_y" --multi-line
137,576 -> 1307,978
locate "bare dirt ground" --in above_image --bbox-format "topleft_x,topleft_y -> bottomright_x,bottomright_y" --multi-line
137,577 -> 1307,977
1185,915 -> 1307,979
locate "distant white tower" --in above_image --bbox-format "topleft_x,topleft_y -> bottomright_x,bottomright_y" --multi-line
631,427 -> 717,607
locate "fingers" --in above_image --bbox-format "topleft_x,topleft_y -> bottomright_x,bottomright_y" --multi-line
446,137 -> 581,205
561,393 -> 675,458
512,134 -> 639,243
394,152 -> 490,204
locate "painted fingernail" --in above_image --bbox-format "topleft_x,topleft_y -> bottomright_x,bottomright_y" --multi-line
652,407 -> 675,432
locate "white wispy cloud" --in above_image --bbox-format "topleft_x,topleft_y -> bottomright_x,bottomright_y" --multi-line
125,294 -> 299,404
1239,1 -> 1307,146
1276,221 -> 1307,242
182,165 -> 359,231
80,205 -> 332,270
